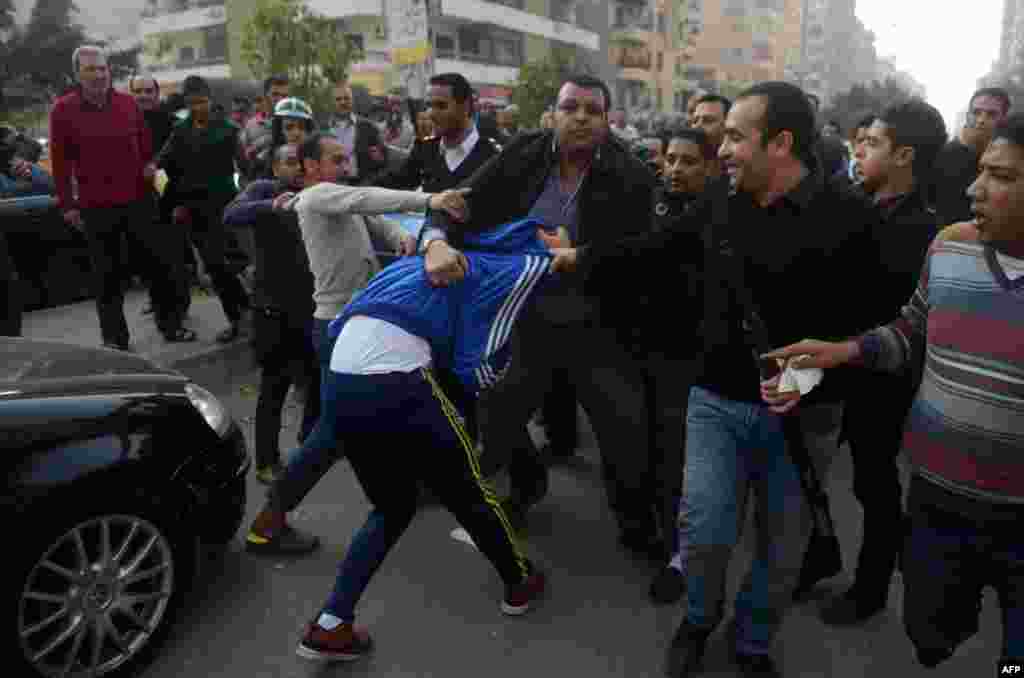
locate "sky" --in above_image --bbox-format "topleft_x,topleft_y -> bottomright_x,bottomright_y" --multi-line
855,0 -> 1003,131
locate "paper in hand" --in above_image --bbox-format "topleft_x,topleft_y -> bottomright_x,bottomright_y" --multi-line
776,356 -> 824,396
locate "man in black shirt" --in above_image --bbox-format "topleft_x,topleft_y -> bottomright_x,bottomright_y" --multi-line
930,87 -> 1010,226
373,73 -> 502,193
660,82 -> 880,678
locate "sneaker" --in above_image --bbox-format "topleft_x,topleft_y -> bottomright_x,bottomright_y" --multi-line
254,464 -> 283,485
819,588 -> 886,626
501,567 -> 546,616
245,524 -> 320,555
664,621 -> 712,678
296,620 -> 373,662
650,566 -> 686,605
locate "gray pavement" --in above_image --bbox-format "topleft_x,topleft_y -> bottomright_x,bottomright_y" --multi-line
21,297 -> 1007,677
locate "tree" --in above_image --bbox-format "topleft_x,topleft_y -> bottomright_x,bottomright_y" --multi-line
240,0 -> 363,117
18,0 -> 87,94
510,54 -> 572,130
821,78 -> 915,137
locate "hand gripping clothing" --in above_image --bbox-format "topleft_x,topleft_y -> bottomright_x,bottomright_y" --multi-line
329,217 -> 555,394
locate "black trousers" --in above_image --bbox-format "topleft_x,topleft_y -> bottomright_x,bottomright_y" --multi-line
253,309 -> 321,468
842,372 -> 917,602
479,316 -> 652,537
178,195 -> 249,323
541,368 -> 578,454
0,276 -> 21,336
643,353 -> 698,559
81,201 -> 186,347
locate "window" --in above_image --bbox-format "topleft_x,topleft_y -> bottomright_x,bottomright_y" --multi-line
723,0 -> 747,17
658,13 -> 666,33
720,46 -> 746,64
434,32 -> 455,57
657,51 -> 663,70
179,46 -> 195,63
203,24 -> 227,60
685,65 -> 714,81
346,33 -> 365,52
457,26 -> 490,58
755,0 -> 783,10
493,35 -> 521,66
752,41 -> 773,62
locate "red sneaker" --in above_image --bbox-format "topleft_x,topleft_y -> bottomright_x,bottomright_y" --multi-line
501,567 -> 546,616
295,620 -> 373,662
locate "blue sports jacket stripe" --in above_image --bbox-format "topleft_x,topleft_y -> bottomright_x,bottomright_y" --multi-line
329,218 -> 556,394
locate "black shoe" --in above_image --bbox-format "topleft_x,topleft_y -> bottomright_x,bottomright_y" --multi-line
792,542 -> 843,601
664,621 -> 712,677
819,588 -> 886,626
620,531 -> 666,563
735,653 -> 781,677
650,566 -> 686,605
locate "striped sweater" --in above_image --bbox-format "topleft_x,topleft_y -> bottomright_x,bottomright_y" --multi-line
858,222 -> 1024,512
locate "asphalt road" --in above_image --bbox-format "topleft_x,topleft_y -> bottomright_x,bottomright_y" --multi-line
143,368 -> 1008,678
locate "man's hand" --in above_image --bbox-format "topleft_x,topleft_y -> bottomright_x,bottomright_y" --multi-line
537,226 -> 571,249
761,339 -> 861,371
397,233 -> 417,256
549,248 -> 578,273
11,158 -> 32,179
368,144 -> 386,165
424,239 -> 468,287
760,374 -> 801,414
143,162 -> 157,182
272,192 -> 296,211
63,208 -> 83,230
428,188 -> 471,223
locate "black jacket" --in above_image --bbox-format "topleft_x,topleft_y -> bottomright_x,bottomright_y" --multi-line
699,171 -> 883,404
158,115 -> 240,203
843,186 -> 937,434
426,130 -> 658,328
928,139 -> 978,227
372,133 -> 502,193
577,182 -> 714,358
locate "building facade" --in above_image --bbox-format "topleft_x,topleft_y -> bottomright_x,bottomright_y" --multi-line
138,0 -> 607,108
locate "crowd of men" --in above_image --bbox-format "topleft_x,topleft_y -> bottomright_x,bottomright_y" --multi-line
2,42 -> 1022,677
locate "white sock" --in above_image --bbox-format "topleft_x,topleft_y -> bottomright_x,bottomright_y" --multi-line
317,612 -> 344,630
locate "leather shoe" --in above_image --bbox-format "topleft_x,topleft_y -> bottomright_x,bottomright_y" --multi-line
735,653 -> 781,677
664,621 -> 711,677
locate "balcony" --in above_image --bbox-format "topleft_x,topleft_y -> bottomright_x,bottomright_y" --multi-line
139,1 -> 225,38
307,0 -> 383,19
432,57 -> 518,85
438,0 -> 600,51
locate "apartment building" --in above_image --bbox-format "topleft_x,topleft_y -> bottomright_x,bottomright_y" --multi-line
139,0 -> 607,108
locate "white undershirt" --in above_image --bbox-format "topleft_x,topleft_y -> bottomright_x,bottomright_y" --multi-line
330,315 -> 432,375
442,126 -> 480,172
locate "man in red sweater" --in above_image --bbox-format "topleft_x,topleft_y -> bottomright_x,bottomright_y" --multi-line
49,46 -> 193,350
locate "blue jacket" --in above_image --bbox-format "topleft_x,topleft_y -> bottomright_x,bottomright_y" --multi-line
329,218 -> 555,394
0,166 -> 53,199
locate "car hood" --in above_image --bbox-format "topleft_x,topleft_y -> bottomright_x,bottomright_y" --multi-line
0,338 -> 185,396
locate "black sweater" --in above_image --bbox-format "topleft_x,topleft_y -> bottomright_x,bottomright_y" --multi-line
699,172 -> 883,404
372,133 -> 502,193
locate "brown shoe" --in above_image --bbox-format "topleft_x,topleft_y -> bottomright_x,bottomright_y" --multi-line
295,620 -> 373,662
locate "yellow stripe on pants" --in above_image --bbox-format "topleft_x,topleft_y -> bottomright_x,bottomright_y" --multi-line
421,368 -> 530,579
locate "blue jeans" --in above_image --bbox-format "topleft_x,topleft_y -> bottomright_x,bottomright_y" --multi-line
903,479 -> 1024,665
681,387 -> 840,656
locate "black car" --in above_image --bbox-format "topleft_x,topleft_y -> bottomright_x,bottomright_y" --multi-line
1,338 -> 250,678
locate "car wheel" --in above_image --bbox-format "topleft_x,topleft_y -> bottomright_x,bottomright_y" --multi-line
10,508 -> 196,678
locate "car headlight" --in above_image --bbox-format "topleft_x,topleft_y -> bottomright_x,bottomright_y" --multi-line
185,383 -> 231,437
